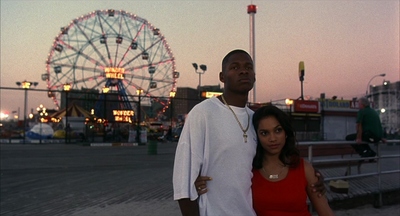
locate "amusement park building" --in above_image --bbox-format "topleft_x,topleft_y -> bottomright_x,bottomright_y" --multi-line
172,85 -> 223,121
369,80 -> 400,130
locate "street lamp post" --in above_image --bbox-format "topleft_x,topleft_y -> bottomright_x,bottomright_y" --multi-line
298,61 -> 305,100
16,80 -> 38,143
63,83 -> 71,144
192,63 -> 207,98
366,73 -> 386,97
102,86 -> 110,142
169,90 -> 176,128
136,89 -> 143,144
36,104 -> 48,144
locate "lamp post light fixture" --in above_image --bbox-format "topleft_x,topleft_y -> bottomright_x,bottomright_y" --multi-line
285,98 -> 294,117
192,63 -> 207,97
16,80 -> 38,143
365,73 -> 386,97
63,83 -> 71,144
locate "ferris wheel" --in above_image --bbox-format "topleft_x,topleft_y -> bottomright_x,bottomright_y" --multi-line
44,9 -> 179,118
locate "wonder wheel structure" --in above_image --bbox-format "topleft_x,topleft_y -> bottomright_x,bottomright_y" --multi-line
43,9 -> 179,121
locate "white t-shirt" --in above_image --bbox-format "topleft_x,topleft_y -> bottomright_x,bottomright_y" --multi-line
173,97 -> 257,216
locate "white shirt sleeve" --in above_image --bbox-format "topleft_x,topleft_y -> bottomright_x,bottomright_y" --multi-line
172,105 -> 205,201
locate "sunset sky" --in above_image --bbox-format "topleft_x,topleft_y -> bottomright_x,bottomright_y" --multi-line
0,0 -> 399,116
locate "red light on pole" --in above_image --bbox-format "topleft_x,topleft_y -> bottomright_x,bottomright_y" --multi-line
247,4 -> 257,14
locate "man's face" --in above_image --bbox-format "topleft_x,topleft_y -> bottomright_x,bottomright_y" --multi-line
358,101 -> 364,109
219,52 -> 255,94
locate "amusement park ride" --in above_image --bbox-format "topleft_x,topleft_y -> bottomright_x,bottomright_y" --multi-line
42,9 -> 179,126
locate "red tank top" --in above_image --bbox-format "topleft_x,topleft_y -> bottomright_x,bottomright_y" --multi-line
252,158 -> 311,216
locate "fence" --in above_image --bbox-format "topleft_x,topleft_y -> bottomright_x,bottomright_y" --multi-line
0,86 -> 203,143
299,140 -> 400,208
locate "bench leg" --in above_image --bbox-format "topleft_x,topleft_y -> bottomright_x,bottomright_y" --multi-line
345,164 -> 351,176
357,162 -> 362,174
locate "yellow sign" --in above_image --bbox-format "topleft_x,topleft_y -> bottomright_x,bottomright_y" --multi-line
115,116 -> 133,122
201,91 -> 222,98
113,110 -> 134,122
113,110 -> 134,116
104,67 -> 125,79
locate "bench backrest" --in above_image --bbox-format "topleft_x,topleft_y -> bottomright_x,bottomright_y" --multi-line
298,144 -> 356,157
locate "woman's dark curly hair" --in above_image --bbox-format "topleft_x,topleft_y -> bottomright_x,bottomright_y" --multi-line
252,105 -> 300,169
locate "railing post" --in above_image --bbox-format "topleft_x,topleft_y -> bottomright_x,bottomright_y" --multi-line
375,143 -> 383,208
308,145 -> 313,163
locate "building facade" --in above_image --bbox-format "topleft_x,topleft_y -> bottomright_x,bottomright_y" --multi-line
172,85 -> 223,122
370,80 -> 400,133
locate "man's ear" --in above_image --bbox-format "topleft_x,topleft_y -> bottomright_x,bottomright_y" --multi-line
219,72 -> 224,82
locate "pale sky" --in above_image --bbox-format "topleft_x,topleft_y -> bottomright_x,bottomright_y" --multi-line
0,0 -> 399,116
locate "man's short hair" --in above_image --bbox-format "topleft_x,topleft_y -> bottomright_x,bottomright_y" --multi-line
221,49 -> 252,71
359,97 -> 370,107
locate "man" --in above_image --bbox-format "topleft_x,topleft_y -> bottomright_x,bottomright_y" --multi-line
346,97 -> 385,157
173,49 -> 323,216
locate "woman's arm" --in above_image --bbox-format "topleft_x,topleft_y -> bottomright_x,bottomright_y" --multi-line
304,160 -> 335,216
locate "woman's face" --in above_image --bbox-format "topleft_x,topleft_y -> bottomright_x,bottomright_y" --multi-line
257,116 -> 286,156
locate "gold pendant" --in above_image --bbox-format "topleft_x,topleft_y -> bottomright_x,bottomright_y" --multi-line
243,133 -> 247,143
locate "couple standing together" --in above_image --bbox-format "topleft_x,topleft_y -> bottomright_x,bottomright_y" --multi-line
173,49 -> 334,216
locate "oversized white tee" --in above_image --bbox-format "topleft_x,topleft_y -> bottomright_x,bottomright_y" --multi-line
173,97 -> 257,216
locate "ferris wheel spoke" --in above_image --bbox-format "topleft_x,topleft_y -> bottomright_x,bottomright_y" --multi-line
115,19 -> 143,68
115,25 -> 144,68
59,40 -> 106,69
96,12 -> 114,66
122,73 -> 171,84
74,20 -> 109,66
51,63 -> 104,75
71,74 -> 103,86
148,40 -> 165,63
121,37 -> 162,68
111,16 -> 125,67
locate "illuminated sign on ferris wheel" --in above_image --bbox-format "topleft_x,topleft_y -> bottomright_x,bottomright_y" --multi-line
113,110 -> 134,123
104,67 -> 125,79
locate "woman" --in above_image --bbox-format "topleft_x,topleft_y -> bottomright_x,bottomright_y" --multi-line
251,105 -> 333,215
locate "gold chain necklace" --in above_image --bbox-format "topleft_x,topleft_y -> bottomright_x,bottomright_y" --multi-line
221,94 -> 250,143
262,165 -> 286,179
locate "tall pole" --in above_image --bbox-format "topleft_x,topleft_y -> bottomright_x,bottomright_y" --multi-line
23,88 -> 28,143
248,4 -> 257,103
192,63 -> 207,99
198,73 -> 201,91
136,89 -> 143,144
65,91 -> 69,144
170,98 -> 174,127
169,91 -> 176,128
299,61 -> 305,100
16,81 -> 38,144
102,86 -> 109,142
63,83 -> 71,144
138,94 -> 141,144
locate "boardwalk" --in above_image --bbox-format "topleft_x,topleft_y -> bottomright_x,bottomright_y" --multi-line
1,142 -> 399,216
